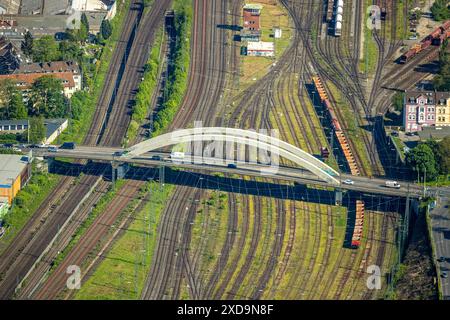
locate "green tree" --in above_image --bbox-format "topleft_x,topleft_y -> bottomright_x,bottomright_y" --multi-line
431,0 -> 450,21
58,41 -> 82,61
0,80 -> 28,120
100,19 -> 112,40
32,35 -> 60,62
21,31 -> 34,57
28,76 -> 67,117
392,92 -> 405,112
77,13 -> 90,42
437,136 -> 450,175
29,117 -> 46,144
406,143 -> 439,181
434,41 -> 450,90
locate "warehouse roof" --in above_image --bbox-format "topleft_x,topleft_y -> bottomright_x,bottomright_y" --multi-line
247,41 -> 274,51
0,154 -> 28,187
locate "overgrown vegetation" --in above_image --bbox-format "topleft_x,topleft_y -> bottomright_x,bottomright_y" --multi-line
152,0 -> 192,136
74,182 -> 174,299
431,0 -> 450,21
0,167 -> 60,255
406,137 -> 450,183
125,27 -> 164,145
434,40 -> 450,91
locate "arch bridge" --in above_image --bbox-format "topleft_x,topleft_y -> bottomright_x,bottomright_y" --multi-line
123,127 -> 340,186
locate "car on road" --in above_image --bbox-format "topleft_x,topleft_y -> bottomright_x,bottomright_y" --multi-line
343,179 -> 354,185
60,142 -> 76,150
151,155 -> 162,161
442,272 -> 448,279
385,180 -> 401,189
12,147 -> 22,152
48,146 -> 58,153
438,256 -> 445,263
227,163 -> 237,169
3,143 -> 13,149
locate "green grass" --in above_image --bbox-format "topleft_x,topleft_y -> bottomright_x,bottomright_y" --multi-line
0,167 -> 60,255
124,26 -> 164,145
74,182 -> 174,299
48,180 -> 127,274
152,0 -> 192,135
359,0 -> 379,74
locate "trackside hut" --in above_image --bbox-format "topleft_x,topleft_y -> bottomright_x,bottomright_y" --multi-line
0,154 -> 32,205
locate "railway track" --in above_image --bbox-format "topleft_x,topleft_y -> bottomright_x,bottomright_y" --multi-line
141,0 -> 232,300
22,0 -> 173,299
0,0 -> 176,299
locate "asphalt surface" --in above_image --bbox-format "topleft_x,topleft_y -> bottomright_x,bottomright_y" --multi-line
430,195 -> 450,300
33,147 -> 426,198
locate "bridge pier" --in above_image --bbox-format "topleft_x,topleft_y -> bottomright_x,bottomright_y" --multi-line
111,162 -> 130,184
159,166 -> 165,189
335,188 -> 343,206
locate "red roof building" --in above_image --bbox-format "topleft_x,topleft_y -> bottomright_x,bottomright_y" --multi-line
243,4 -> 262,31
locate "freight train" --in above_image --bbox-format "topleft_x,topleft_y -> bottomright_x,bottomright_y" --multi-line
400,20 -> 450,64
327,0 -> 343,37
334,0 -> 343,37
312,76 -> 364,249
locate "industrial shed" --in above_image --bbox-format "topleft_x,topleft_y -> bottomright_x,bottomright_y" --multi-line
0,154 -> 32,205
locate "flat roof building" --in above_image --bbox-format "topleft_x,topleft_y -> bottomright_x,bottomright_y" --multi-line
246,41 -> 274,57
0,118 -> 68,144
0,154 -> 32,204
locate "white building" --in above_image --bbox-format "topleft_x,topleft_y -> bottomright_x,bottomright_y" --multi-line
71,0 -> 117,20
246,41 -> 274,57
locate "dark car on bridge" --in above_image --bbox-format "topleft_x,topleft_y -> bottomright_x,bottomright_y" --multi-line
60,142 -> 76,150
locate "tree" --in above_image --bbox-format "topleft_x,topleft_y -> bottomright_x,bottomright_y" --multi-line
29,117 -> 46,144
100,19 -> 112,40
32,35 -> 60,62
0,80 -> 28,120
21,31 -> 34,57
434,41 -> 450,91
28,76 -> 67,118
431,0 -> 450,21
77,13 -> 90,42
58,41 -> 82,61
437,136 -> 450,175
406,143 -> 439,181
392,92 -> 405,112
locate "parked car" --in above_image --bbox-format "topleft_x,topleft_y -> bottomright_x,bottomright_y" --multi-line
227,163 -> 237,169
151,155 -> 162,161
438,256 -> 445,263
12,147 -> 22,152
442,272 -> 448,279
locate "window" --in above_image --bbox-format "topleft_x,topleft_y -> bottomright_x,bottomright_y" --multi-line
409,106 -> 415,112
17,125 -> 22,130
419,107 -> 424,113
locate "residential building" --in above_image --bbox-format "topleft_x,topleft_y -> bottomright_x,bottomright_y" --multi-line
0,118 -> 68,144
403,91 -> 450,132
0,37 -> 21,74
246,41 -> 274,57
0,61 -> 82,98
436,92 -> 450,127
0,154 -> 32,205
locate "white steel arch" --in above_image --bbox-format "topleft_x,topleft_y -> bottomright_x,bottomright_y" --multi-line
124,128 -> 340,185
